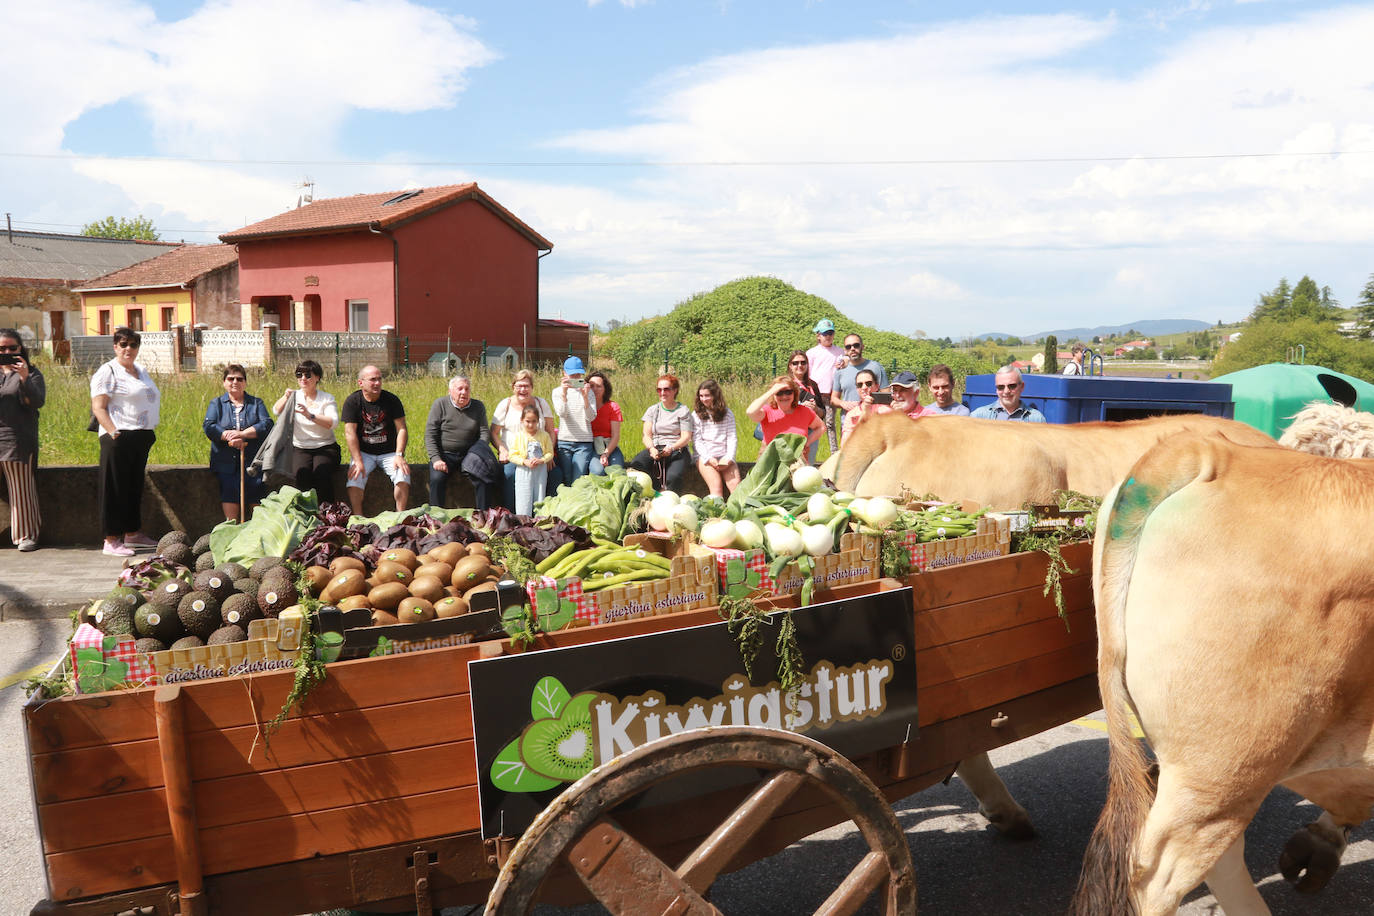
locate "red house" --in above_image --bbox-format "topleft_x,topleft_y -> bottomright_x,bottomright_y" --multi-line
221,183 -> 553,356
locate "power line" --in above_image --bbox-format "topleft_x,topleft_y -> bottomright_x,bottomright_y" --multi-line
10,218 -> 218,235
1,149 -> 1370,168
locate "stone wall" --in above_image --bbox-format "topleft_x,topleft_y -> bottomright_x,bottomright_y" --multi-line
199,329 -> 269,369
195,265 -> 240,329
1,463 -> 736,546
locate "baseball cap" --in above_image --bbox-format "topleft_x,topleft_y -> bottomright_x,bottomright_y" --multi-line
563,356 -> 585,375
813,319 -> 835,334
891,371 -> 919,389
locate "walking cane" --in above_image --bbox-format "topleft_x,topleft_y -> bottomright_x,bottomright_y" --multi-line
238,448 -> 246,524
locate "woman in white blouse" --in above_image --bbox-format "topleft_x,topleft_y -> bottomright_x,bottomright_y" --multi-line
273,359 -> 340,503
691,379 -> 740,497
89,327 -> 161,557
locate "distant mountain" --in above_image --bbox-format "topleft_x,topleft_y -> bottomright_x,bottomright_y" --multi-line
974,318 -> 1211,343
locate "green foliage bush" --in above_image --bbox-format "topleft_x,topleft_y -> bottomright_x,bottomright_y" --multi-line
604,276 -> 995,381
1212,318 -> 1374,380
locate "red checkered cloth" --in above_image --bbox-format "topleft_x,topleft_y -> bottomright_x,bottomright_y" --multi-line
69,624 -> 159,693
524,575 -> 599,627
705,546 -> 774,597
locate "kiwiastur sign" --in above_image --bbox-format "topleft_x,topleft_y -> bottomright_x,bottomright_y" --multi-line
468,587 -> 917,839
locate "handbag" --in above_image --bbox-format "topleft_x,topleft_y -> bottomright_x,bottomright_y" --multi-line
461,443 -> 502,485
87,412 -> 100,433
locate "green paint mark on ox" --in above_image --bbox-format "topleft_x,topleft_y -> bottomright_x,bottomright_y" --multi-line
1108,476 -> 1158,541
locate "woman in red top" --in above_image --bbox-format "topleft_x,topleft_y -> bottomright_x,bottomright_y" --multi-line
745,375 -> 824,458
586,370 -> 624,475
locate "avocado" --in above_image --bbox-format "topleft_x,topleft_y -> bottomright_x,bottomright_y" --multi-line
220,593 -> 262,628
177,591 -> 222,640
93,599 -> 135,637
207,624 -> 247,645
191,534 -> 213,556
233,577 -> 258,596
257,578 -> 298,618
148,578 -> 190,611
217,562 -> 249,582
194,569 -> 234,601
157,530 -> 190,554
170,635 -> 205,651
249,555 -> 287,579
134,637 -> 168,655
134,603 -> 182,643
194,551 -> 218,572
161,543 -> 193,568
105,585 -> 143,609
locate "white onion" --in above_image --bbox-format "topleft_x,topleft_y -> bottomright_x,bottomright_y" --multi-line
733,519 -> 765,550
670,503 -> 699,533
700,518 -> 738,549
790,465 -> 824,494
626,469 -> 654,496
858,496 -> 899,529
806,492 -> 836,523
764,522 -> 805,558
801,524 -> 834,557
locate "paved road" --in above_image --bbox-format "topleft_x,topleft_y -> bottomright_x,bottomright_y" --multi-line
4,613 -> 1371,915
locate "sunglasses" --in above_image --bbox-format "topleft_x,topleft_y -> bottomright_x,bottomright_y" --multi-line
115,342 -> 140,349
790,360 -> 807,367
776,390 -> 795,397
856,381 -> 877,389
996,384 -> 1020,391
657,387 -> 675,393
295,371 -> 314,378
0,345 -> 19,352
844,343 -> 862,350
225,376 -> 246,382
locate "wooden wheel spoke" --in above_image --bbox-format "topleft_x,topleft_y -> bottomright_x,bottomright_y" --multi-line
676,769 -> 808,892
813,851 -> 890,916
566,818 -> 720,916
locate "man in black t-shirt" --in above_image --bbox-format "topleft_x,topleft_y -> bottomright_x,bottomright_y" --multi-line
340,364 -> 410,514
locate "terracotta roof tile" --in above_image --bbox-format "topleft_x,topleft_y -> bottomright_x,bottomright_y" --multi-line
219,182 -> 552,250
76,244 -> 238,291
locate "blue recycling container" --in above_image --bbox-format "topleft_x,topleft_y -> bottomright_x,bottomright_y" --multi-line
963,374 -> 1234,424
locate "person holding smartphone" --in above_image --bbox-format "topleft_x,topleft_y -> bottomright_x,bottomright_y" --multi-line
551,356 -> 597,488
840,368 -> 893,442
0,329 -> 44,551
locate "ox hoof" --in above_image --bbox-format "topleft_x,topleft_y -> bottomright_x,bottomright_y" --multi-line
982,806 -> 1036,841
1279,824 -> 1344,893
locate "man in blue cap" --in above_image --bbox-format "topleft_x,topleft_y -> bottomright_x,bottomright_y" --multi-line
805,319 -> 846,453
552,355 -> 599,488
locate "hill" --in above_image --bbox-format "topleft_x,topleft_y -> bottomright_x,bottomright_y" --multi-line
1018,318 -> 1212,342
602,277 -> 1001,380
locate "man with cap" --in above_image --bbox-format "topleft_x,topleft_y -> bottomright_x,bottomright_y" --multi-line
971,366 -> 1046,422
889,371 -> 938,420
805,319 -> 846,452
552,356 -> 599,487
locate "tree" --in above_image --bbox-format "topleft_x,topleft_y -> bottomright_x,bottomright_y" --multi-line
1358,273 -> 1374,334
1043,335 -> 1059,374
81,215 -> 160,240
1248,275 -> 1340,324
1249,278 -> 1292,322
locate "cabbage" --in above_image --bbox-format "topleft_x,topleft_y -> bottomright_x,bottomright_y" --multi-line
791,465 -> 824,494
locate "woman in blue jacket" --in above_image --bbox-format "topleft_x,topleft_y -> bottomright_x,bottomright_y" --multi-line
203,364 -> 272,522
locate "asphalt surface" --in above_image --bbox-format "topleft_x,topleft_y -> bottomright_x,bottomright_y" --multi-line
1,552 -> 1371,915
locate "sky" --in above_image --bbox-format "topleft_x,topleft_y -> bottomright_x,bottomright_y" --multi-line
4,0 -> 1374,339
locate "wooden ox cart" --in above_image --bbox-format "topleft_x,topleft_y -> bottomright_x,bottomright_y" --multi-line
24,542 -> 1096,915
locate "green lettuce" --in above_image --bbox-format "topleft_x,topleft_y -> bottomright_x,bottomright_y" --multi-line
210,486 -> 320,566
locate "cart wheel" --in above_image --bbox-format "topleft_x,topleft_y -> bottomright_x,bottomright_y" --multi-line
485,725 -> 916,915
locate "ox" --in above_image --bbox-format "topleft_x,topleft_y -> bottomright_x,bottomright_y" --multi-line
1071,433 -> 1374,915
829,412 -> 1276,507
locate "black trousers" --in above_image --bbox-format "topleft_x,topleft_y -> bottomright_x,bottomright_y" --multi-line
428,449 -> 491,510
629,448 -> 690,493
99,429 -> 155,538
292,442 -> 342,504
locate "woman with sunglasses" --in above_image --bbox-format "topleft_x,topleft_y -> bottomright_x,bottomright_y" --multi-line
787,350 -> 824,463
0,328 -> 44,551
840,368 -> 892,443
205,364 -> 272,523
273,359 -> 340,503
745,375 -> 824,458
90,327 -> 161,556
629,375 -> 693,493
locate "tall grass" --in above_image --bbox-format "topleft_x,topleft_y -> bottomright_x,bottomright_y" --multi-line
34,360 -> 835,466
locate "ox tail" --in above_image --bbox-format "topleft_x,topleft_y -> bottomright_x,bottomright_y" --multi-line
1070,437 -> 1221,916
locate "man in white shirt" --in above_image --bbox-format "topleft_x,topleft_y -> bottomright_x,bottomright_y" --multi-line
805,319 -> 845,453
552,356 -> 598,487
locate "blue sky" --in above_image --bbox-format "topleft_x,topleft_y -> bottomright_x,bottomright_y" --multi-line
5,0 -> 1374,338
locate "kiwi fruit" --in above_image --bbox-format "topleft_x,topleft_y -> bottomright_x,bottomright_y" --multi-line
408,575 -> 446,604
220,592 -> 262,628
370,609 -> 400,627
464,581 -> 498,600
194,570 -> 234,601
322,569 -> 367,604
217,562 -> 250,582
451,556 -> 492,591
161,543 -> 193,568
170,635 -> 205,651
416,561 -> 454,584
135,637 -> 168,655
328,555 -> 366,576
249,555 -> 287,579
434,595 -> 469,618
207,625 -> 247,645
304,565 -> 333,597
338,594 -> 372,612
157,530 -> 191,554
518,693 -> 596,782
367,582 -> 409,612
195,551 -> 218,572
378,547 -> 418,570
396,597 -> 436,624
465,542 -> 489,558
257,578 -> 298,617
372,560 -> 412,586
191,534 -> 213,556
427,541 -> 467,566
177,591 -> 222,640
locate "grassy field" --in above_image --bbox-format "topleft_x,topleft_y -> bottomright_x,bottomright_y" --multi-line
34,361 -> 846,467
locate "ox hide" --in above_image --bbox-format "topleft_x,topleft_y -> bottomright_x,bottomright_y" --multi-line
829,412 -> 1275,507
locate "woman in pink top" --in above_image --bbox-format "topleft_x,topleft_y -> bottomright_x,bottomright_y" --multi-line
745,375 -> 824,459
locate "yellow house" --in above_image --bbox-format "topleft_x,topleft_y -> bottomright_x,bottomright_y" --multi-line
76,244 -> 239,335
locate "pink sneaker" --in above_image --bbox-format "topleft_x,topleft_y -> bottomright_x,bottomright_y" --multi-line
123,533 -> 157,548
103,541 -> 135,557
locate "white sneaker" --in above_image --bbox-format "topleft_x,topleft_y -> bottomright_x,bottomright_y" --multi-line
16,537 -> 37,552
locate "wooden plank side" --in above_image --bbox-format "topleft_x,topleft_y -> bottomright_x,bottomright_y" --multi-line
915,607 -> 1096,689
38,740 -> 479,855
906,542 -> 1092,610
46,785 -> 481,902
914,575 -> 1092,651
917,641 -> 1099,726
32,694 -> 474,805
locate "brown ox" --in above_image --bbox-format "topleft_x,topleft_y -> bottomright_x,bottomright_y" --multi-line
829,412 -> 1276,506
1072,434 -> 1374,915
